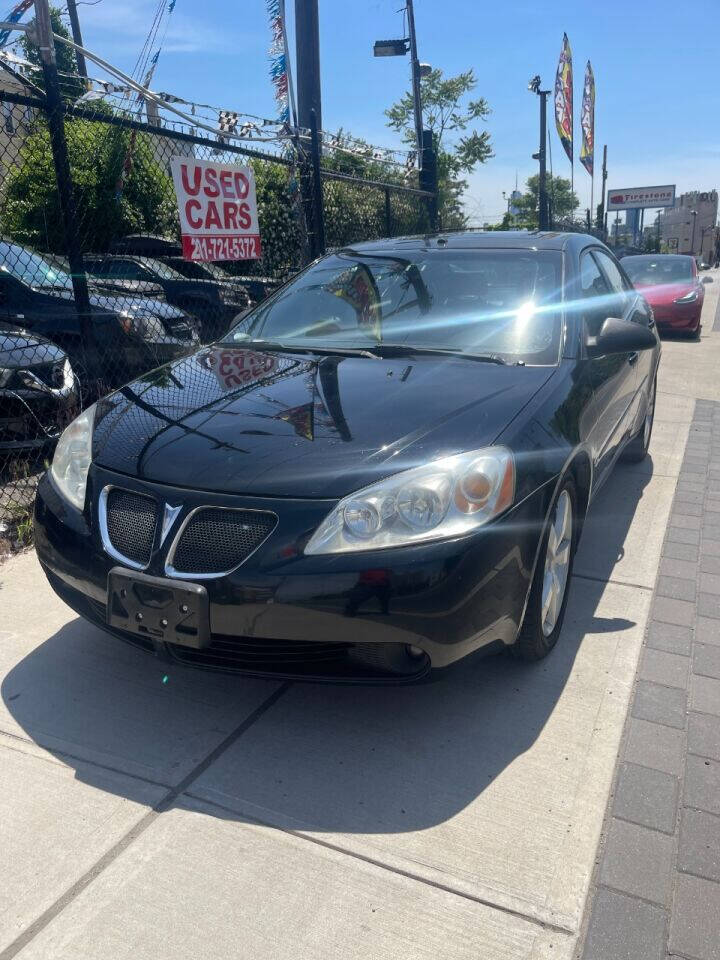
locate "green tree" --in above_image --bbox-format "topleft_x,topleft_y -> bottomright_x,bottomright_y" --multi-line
385,68 -> 493,228
20,5 -> 85,100
512,174 -> 579,229
0,117 -> 177,252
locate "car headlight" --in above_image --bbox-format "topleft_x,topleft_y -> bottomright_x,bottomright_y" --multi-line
305,447 -> 515,555
0,367 -> 12,389
50,403 -> 96,510
673,289 -> 699,304
117,310 -> 166,342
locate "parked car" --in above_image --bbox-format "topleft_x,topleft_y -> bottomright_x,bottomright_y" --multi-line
622,253 -> 710,338
159,257 -> 274,307
0,241 -> 200,384
1,322 -> 77,451
35,232 -> 660,681
82,254 -> 248,341
107,233 -> 275,306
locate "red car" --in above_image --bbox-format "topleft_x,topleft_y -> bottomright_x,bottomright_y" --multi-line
622,254 -> 710,338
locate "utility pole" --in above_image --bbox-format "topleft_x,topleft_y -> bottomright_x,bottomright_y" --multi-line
32,0 -> 95,368
406,0 -> 423,161
295,0 -> 321,136
65,0 -> 87,80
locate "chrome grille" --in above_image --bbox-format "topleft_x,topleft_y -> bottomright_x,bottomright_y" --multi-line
168,507 -> 276,576
103,488 -> 157,567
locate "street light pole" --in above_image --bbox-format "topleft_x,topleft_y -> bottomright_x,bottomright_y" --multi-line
690,209 -> 698,255
528,77 -> 550,231
406,0 -> 424,162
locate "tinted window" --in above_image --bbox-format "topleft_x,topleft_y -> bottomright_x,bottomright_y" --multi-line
226,248 -> 564,365
623,256 -> 694,284
580,252 -> 610,298
593,250 -> 628,295
0,241 -> 73,289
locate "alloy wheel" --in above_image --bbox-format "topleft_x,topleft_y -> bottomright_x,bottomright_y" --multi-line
541,490 -> 573,637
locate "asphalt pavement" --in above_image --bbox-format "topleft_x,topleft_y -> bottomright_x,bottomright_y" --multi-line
0,276 -> 718,960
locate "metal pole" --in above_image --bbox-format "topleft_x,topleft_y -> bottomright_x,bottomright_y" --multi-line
538,90 -> 549,231
406,0 -> 423,166
600,144 -> 607,232
691,211 -> 697,255
308,109 -> 325,258
295,0 -> 321,136
384,187 -> 392,237
32,0 -> 96,370
65,0 -> 87,80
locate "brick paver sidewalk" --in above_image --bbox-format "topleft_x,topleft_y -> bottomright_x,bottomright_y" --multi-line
581,398 -> 720,960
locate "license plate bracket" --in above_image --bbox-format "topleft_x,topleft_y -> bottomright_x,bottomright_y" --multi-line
107,567 -> 210,649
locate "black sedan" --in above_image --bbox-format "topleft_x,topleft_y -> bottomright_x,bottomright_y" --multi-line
82,254 -> 249,341
34,232 -> 660,681
1,323 -> 77,451
0,242 -> 200,384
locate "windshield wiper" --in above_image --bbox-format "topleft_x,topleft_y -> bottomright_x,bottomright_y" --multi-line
228,339 -> 510,364
364,343 -> 508,364
228,339 -> 378,359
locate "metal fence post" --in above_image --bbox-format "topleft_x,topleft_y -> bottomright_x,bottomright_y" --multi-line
33,0 -> 97,375
308,109 -> 325,257
420,129 -> 438,231
384,187 -> 392,237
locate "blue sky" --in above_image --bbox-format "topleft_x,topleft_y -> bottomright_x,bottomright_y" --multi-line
76,0 -> 720,224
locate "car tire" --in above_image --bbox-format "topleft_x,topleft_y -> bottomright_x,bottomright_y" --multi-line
622,374 -> 657,463
512,477 -> 578,662
689,323 -> 701,341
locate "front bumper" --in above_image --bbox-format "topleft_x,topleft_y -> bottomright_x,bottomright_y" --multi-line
652,303 -> 702,331
0,388 -> 77,451
34,466 -> 550,680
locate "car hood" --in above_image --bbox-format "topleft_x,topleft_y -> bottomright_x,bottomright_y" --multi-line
45,287 -> 187,320
0,324 -> 66,368
634,281 -> 700,305
92,347 -> 554,498
89,278 -> 166,298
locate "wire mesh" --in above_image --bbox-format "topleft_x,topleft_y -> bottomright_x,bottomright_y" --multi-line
0,90 -> 434,552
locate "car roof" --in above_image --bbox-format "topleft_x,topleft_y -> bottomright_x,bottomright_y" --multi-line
623,253 -> 694,261
343,230 -> 599,255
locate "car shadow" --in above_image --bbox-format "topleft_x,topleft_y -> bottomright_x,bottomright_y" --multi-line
2,457 -> 653,835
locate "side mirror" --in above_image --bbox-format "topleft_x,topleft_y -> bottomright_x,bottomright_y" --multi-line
702,275 -> 713,284
587,317 -> 657,356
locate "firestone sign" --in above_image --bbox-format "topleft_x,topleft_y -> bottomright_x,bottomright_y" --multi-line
170,157 -> 261,262
607,185 -> 676,210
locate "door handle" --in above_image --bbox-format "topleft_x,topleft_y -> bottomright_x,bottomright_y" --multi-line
628,352 -> 639,366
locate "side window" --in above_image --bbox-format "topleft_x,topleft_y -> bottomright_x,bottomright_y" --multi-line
593,250 -> 629,295
579,252 -> 612,336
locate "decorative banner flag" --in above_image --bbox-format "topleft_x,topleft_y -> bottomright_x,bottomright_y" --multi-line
267,0 -> 290,124
0,0 -> 33,48
580,61 -> 595,177
554,33 -> 573,164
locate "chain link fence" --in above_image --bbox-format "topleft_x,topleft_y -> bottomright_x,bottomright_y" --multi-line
0,89 -> 435,553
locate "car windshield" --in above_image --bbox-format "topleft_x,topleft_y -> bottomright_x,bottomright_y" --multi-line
0,241 -> 73,289
224,248 -> 564,365
623,256 -> 694,285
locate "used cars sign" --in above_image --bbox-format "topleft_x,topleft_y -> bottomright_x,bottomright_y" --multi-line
607,185 -> 676,210
170,157 -> 261,262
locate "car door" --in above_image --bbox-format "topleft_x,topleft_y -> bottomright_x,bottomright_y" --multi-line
579,248 -> 638,484
601,250 -> 657,401
593,247 -> 653,438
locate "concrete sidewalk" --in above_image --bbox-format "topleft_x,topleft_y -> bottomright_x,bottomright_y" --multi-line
0,280 -> 717,960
